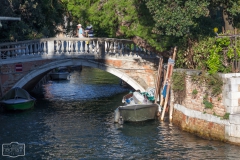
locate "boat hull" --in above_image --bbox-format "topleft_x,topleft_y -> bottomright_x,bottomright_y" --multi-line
1,98 -> 35,111
118,104 -> 158,122
50,72 -> 69,80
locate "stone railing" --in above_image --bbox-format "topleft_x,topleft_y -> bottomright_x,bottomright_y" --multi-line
0,37 -> 157,64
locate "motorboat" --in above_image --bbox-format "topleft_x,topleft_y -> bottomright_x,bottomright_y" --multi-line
50,67 -> 70,80
114,88 -> 159,124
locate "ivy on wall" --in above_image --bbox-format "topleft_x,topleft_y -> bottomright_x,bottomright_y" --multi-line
172,71 -> 186,104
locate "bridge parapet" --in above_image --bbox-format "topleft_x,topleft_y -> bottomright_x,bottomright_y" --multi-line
0,38 -> 158,64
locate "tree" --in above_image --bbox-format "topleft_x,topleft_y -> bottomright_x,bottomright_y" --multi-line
0,0 -> 65,41
145,0 -> 240,35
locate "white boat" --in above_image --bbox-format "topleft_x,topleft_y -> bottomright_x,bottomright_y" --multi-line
114,88 -> 159,124
50,67 -> 70,80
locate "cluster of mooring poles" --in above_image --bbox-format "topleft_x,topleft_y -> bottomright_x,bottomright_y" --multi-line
154,46 -> 177,122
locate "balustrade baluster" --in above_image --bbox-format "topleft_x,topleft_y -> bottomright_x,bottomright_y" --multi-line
122,42 -> 125,56
34,43 -> 37,55
29,44 -> 33,55
21,44 -> 26,56
68,40 -> 72,55
89,40 -> 93,53
92,40 -> 96,54
113,41 -> 116,54
80,41 -> 83,53
60,41 -> 64,54
85,41 -> 90,53
25,44 -> 29,56
6,49 -> 10,59
43,41 -> 48,54
72,40 -> 76,54
13,46 -> 17,57
63,41 -> 67,54
96,41 -> 99,54
54,41 -> 58,55
105,41 -> 109,54
118,42 -> 123,57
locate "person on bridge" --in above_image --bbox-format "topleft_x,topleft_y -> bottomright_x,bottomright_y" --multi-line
77,24 -> 84,38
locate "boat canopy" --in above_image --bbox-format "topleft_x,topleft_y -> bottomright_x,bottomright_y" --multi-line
1,87 -> 31,100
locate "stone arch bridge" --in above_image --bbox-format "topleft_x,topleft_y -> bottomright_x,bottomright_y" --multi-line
0,37 -> 161,97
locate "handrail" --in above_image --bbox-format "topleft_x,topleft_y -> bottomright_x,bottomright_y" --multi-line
0,37 -> 158,64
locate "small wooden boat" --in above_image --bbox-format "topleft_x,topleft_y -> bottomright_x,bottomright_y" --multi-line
114,89 -> 158,123
50,67 -> 70,80
0,87 -> 36,111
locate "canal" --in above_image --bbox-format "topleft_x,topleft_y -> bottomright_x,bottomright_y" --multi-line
0,67 -> 240,159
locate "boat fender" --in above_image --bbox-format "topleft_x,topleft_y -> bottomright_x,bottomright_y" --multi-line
157,104 -> 162,113
118,116 -> 124,124
114,108 -> 120,123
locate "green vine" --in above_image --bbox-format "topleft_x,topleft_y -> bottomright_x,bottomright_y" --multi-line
191,72 -> 223,96
172,71 -> 186,104
223,113 -> 230,120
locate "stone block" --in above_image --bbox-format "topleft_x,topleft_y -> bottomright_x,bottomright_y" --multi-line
221,73 -> 240,79
228,78 -> 240,85
223,98 -> 238,107
229,114 -> 240,124
226,107 -> 240,114
229,124 -> 240,137
226,92 -> 240,99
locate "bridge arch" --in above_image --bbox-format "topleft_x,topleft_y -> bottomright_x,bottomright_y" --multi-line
13,59 -> 146,92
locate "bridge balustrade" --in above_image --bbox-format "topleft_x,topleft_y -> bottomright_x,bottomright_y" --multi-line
0,38 -> 157,64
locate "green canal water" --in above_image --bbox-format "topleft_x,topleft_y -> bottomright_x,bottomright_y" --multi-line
0,67 -> 240,159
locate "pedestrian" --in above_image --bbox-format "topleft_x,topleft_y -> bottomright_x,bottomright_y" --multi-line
77,24 -> 84,38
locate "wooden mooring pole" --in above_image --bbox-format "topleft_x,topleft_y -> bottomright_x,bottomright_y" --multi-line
154,57 -> 163,116
160,47 -> 177,121
154,57 -> 163,104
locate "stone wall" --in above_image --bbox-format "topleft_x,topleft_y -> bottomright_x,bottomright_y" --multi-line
172,70 -> 240,145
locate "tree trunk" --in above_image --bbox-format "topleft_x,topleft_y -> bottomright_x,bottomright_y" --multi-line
222,8 -> 234,33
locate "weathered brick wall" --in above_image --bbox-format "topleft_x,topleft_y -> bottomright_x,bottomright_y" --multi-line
96,58 -> 158,90
173,108 -> 226,141
176,69 -> 226,117
0,60 -> 54,95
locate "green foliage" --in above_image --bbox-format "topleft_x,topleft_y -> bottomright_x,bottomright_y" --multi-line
172,71 -> 186,104
206,73 -> 223,96
203,100 -> 213,109
192,89 -> 198,95
223,113 -> 230,120
203,95 -> 213,109
0,0 -> 65,41
145,0 -> 210,37
191,72 -> 223,96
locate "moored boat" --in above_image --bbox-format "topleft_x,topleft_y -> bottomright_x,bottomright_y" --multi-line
50,67 -> 70,80
0,87 -> 36,111
114,88 -> 159,124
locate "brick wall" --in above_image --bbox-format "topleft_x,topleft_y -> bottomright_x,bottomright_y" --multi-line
172,70 -> 240,145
